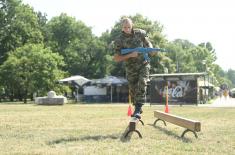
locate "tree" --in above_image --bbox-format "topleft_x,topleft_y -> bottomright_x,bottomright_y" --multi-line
0,44 -> 66,102
36,11 -> 48,41
45,13 -> 92,55
44,13 -> 110,78
0,0 -> 43,64
64,37 -> 109,78
226,69 -> 235,87
212,64 -> 226,86
197,42 -> 217,72
168,39 -> 197,73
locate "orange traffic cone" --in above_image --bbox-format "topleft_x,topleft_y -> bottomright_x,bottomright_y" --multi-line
127,105 -> 133,116
127,89 -> 133,116
165,102 -> 169,113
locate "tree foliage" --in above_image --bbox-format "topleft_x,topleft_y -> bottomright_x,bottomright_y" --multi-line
44,13 -> 110,78
0,44 -> 66,102
0,0 -> 43,64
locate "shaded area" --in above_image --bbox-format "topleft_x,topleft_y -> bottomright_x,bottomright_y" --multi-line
120,126 -> 132,142
148,123 -> 193,143
48,134 -> 120,145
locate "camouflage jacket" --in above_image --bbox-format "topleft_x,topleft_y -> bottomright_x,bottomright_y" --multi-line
114,28 -> 152,70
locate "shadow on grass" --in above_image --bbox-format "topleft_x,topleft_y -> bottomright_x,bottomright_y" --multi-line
120,126 -> 132,142
48,134 -> 120,145
48,125 -> 138,145
148,123 -> 193,143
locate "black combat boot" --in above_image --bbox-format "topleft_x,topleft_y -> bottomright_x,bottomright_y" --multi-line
131,104 -> 143,119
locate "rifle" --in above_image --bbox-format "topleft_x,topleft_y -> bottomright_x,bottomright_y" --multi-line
121,47 -> 168,62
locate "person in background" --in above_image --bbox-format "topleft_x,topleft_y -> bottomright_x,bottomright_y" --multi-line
223,89 -> 229,100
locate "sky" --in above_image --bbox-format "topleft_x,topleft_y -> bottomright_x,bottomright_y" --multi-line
22,0 -> 235,71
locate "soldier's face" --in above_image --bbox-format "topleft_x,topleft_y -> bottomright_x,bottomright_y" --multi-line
122,22 -> 132,34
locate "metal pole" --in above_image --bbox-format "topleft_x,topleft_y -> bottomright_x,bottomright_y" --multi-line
111,85 -> 112,103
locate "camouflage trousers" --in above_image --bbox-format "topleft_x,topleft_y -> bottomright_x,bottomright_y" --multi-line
126,63 -> 150,106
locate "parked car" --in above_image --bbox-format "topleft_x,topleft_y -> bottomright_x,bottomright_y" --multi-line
230,88 -> 235,98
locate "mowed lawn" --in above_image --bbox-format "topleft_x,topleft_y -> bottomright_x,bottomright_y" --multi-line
0,103 -> 234,155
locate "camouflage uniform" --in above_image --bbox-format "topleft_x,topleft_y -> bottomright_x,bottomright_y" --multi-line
114,28 -> 152,109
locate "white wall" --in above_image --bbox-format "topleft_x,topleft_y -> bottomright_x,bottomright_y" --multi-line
84,86 -> 107,95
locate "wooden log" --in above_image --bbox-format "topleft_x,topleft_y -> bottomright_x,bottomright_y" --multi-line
129,117 -> 139,131
154,110 -> 201,132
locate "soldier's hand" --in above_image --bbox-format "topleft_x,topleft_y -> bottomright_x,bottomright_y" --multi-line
150,52 -> 157,56
128,52 -> 138,58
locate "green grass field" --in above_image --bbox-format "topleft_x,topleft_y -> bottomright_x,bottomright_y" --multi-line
0,103 -> 234,155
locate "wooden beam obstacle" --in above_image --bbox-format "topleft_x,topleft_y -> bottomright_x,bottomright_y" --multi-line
124,117 -> 144,138
153,110 -> 201,138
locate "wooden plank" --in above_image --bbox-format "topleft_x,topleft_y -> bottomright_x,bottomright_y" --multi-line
154,110 -> 201,132
129,117 -> 139,131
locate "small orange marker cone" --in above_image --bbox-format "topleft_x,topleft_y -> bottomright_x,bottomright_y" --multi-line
127,105 -> 133,116
165,102 -> 169,113
127,89 -> 133,116
165,83 -> 169,113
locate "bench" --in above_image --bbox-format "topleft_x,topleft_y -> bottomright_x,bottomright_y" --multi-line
153,110 -> 201,138
124,117 -> 144,138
